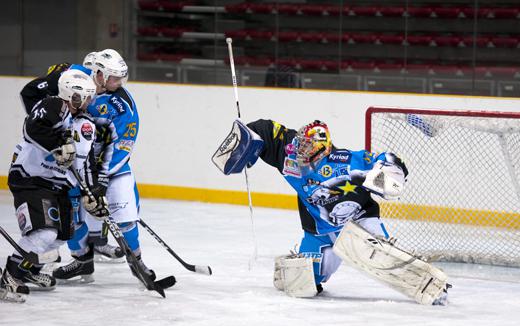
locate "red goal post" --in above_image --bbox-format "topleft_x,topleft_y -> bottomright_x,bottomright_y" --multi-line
365,107 -> 520,267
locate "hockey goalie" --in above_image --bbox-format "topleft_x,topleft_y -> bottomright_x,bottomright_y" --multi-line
213,118 -> 450,305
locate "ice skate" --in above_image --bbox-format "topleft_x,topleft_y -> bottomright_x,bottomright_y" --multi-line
53,255 -> 94,284
94,243 -> 125,263
0,267 -> 30,303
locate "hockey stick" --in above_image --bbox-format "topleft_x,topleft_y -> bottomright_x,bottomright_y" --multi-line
0,226 -> 59,264
226,37 -> 258,269
138,219 -> 212,275
69,168 -> 175,297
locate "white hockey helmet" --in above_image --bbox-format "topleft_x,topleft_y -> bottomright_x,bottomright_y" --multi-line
58,69 -> 96,109
92,49 -> 128,84
82,51 -> 97,68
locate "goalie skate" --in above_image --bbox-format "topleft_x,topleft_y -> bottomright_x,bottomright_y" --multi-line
333,221 -> 449,305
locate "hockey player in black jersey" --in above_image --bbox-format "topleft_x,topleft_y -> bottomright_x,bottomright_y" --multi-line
18,52 -> 124,261
0,70 -> 104,303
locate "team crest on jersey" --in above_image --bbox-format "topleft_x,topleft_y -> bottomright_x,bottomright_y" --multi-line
319,165 -> 333,177
282,157 -> 301,178
81,123 -> 93,140
110,95 -> 125,114
97,104 -> 108,115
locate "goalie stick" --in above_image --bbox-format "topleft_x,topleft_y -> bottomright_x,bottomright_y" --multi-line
226,37 -> 258,269
138,219 -> 212,275
69,168 -> 175,297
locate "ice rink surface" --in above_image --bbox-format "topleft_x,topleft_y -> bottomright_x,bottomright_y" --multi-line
0,190 -> 520,326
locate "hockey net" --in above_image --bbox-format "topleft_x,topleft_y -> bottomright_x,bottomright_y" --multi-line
366,107 -> 520,267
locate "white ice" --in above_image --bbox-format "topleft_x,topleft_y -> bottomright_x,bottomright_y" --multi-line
0,190 -> 520,326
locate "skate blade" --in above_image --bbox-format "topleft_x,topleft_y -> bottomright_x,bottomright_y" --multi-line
56,274 -> 94,285
26,284 -> 56,292
0,289 -> 27,303
94,254 -> 125,264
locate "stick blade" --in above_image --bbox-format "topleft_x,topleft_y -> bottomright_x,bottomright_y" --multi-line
195,265 -> 213,275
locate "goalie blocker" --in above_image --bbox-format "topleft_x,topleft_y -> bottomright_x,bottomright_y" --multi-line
212,119 -> 264,175
333,221 -> 449,305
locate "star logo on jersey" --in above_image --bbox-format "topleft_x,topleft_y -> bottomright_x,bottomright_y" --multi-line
337,181 -> 357,195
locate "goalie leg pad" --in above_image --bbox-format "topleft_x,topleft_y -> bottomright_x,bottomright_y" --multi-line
273,254 -> 317,298
212,119 -> 264,175
333,221 -> 448,305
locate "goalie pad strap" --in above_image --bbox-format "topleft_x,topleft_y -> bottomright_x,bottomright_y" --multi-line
273,254 -> 317,298
212,119 -> 264,175
333,221 -> 448,305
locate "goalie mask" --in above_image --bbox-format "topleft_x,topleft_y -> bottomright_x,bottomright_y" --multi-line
295,120 -> 332,170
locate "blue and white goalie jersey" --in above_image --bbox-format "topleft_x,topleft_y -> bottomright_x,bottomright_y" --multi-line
247,119 -> 390,235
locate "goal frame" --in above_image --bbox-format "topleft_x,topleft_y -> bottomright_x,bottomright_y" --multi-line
365,107 -> 520,151
365,106 -> 520,267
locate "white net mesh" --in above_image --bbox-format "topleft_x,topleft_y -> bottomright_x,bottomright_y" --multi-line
368,108 -> 520,267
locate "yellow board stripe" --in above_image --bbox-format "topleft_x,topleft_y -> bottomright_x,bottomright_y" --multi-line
1,175 -> 518,229
381,202 -> 520,230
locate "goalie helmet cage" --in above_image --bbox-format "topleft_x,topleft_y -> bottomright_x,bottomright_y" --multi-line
365,107 -> 520,267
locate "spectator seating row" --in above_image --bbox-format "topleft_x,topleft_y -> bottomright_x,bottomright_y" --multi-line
137,52 -> 520,77
224,3 -> 520,19
137,1 -> 520,19
137,26 -> 194,38
223,30 -> 520,48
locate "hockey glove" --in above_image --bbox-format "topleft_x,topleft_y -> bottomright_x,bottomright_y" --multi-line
82,194 -> 109,220
51,137 -> 76,168
363,159 -> 406,200
91,174 -> 109,197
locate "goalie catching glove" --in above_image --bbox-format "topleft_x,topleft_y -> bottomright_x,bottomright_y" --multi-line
82,194 -> 109,220
212,119 -> 264,175
363,153 -> 408,200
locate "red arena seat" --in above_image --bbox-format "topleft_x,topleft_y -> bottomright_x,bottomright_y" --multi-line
248,3 -> 275,14
378,34 -> 405,45
379,6 -> 405,17
300,32 -> 324,43
277,31 -> 300,42
407,6 -> 434,17
350,6 -> 380,16
434,35 -> 462,47
224,3 -> 250,14
491,8 -> 520,19
248,30 -> 274,41
351,33 -> 378,44
277,4 -> 300,15
225,30 -> 249,40
462,35 -> 491,47
433,7 -> 462,18
300,4 -> 327,16
491,36 -> 519,48
406,35 -> 433,46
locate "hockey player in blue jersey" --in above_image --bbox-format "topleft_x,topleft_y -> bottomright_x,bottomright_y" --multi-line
213,119 -> 449,305
52,49 -> 160,284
